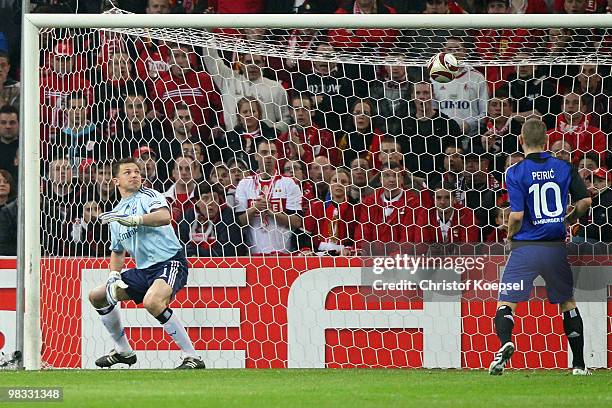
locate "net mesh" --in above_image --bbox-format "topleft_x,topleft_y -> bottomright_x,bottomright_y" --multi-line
32,9 -> 612,369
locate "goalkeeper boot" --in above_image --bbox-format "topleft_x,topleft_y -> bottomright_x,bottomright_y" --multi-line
95,349 -> 137,368
488,341 -> 515,376
176,356 -> 206,369
572,367 -> 592,376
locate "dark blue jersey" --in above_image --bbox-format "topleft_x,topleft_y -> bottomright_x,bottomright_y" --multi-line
505,152 -> 589,241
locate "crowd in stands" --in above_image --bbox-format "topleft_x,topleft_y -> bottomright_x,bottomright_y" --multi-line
0,0 -> 611,257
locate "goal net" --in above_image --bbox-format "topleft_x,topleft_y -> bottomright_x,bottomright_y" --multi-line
8,9 -> 612,370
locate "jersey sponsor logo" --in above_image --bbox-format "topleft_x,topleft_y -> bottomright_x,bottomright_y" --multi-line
532,217 -> 563,225
147,59 -> 169,78
439,101 -> 470,110
307,83 -> 340,95
118,228 -> 137,242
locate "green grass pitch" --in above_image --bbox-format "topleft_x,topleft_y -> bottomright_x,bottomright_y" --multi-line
0,369 -> 610,407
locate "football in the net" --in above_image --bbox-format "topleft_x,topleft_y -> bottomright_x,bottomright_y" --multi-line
427,52 -> 460,83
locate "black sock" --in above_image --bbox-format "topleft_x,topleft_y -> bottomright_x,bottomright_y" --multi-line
494,305 -> 514,346
155,308 -> 173,324
563,308 -> 585,369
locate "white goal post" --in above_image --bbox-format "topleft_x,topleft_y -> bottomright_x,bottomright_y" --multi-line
19,12 -> 612,370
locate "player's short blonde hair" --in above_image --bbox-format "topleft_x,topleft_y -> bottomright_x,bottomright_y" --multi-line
521,118 -> 547,148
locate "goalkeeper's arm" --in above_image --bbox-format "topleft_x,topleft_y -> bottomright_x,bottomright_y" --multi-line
100,208 -> 172,227
141,207 -> 172,226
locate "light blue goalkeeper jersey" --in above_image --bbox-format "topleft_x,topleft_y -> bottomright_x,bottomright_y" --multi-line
109,187 -> 182,269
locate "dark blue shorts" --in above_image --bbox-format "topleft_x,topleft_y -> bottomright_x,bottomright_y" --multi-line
121,252 -> 189,304
499,243 -> 574,304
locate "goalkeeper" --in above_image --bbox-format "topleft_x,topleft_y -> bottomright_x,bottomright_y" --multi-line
88,157 -> 205,369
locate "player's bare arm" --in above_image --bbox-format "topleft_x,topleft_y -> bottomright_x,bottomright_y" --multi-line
506,211 -> 524,241
565,196 -> 592,227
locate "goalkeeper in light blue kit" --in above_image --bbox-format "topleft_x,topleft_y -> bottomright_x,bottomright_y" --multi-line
88,157 -> 206,369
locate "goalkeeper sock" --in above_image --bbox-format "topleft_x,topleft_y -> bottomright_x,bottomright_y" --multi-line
96,305 -> 132,354
563,308 -> 585,369
494,305 -> 514,346
156,308 -> 198,359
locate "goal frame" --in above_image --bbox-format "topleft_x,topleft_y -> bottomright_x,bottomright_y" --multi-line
19,12 -> 612,370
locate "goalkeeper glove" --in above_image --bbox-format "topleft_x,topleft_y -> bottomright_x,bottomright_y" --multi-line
106,271 -> 128,306
99,211 -> 143,227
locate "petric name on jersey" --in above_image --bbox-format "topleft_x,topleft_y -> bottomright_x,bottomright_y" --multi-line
531,169 -> 555,181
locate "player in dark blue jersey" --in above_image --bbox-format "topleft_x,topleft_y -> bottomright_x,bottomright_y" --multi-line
488,119 -> 592,376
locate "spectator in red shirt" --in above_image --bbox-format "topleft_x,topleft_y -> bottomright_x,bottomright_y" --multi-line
355,161 -> 428,255
424,182 -> 479,254
484,205 -> 510,243
512,0 -> 550,12
330,1 -> 398,50
546,92 -> 608,165
134,38 -> 170,89
572,64 -> 612,134
423,0 -> 466,13
207,0 -> 264,13
304,168 -> 358,255
281,93 -> 339,166
152,43 -> 221,135
474,1 -> 540,90
96,52 -> 149,139
41,41 -> 92,144
554,0 -> 606,13
164,155 -> 198,223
